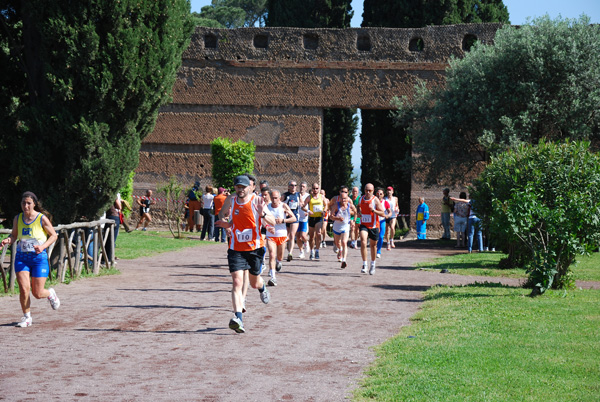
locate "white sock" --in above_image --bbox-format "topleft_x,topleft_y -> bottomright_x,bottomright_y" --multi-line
24,312 -> 31,318
371,261 -> 376,268
363,261 -> 367,267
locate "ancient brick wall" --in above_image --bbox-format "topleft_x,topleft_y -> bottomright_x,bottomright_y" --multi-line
136,24 -> 504,228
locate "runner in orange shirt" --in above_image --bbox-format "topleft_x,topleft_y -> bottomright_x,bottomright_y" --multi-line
216,175 -> 276,334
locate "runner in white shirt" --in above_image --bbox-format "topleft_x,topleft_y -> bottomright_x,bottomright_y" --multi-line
265,189 -> 296,286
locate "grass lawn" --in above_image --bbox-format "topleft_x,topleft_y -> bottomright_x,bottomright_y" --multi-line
115,229 -> 213,259
354,284 -> 600,401
416,250 -> 600,283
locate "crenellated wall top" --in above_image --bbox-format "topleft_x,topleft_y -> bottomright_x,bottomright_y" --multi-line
184,24 -> 505,65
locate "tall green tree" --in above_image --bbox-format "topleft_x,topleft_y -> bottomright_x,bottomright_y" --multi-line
360,0 -> 509,210
195,0 -> 267,28
362,0 -> 509,28
0,0 -> 193,223
393,15 -> 600,185
322,109 -> 358,195
267,0 -> 356,197
471,141 -> 600,295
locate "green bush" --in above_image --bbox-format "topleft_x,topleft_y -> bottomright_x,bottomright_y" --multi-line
471,141 -> 600,295
211,137 -> 255,188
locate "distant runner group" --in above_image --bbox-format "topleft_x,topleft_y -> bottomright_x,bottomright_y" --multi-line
216,175 -> 400,334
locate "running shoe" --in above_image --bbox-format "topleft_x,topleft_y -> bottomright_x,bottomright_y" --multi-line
142,228 -> 147,231
309,250 -> 315,260
391,241 -> 395,248
287,253 -> 293,262
276,261 -> 282,272
321,241 -> 326,248
341,261 -> 347,269
260,287 -> 271,304
16,316 -> 32,328
229,317 -> 245,333
376,253 -> 381,259
298,250 -> 305,259
333,246 -> 339,254
267,277 -> 277,287
361,266 -> 367,274
386,245 -> 391,251
48,288 -> 60,310
315,250 -> 320,260
369,264 -> 376,275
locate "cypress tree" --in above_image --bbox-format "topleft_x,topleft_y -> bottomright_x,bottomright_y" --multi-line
267,0 -> 356,197
0,1 -> 193,223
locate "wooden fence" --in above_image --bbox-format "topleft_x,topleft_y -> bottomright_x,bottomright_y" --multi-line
0,219 -> 115,293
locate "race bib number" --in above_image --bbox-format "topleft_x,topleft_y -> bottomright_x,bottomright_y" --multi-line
361,215 -> 372,223
417,213 -> 424,221
313,205 -> 323,213
20,239 -> 39,253
288,201 -> 298,210
235,228 -> 253,243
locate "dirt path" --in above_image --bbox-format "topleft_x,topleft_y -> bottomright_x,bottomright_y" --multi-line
0,239 -> 573,401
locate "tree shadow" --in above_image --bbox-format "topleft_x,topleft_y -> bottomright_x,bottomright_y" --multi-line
75,327 -> 223,334
117,288 -> 227,294
104,304 -> 223,310
424,282 -> 521,301
373,284 -> 430,292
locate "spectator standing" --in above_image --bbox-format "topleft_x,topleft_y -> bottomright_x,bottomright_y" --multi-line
415,197 -> 429,239
200,185 -> 215,241
213,187 -> 228,243
441,188 -> 454,240
452,191 -> 469,248
187,181 -> 202,232
105,193 -> 122,262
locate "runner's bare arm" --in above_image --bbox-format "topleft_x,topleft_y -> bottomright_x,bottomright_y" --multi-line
283,204 -> 297,223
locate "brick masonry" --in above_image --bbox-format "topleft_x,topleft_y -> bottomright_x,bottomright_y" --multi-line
136,24 -> 504,230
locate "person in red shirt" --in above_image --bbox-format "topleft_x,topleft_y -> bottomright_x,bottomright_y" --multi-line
358,183 -> 386,275
216,175 -> 276,334
213,187 -> 228,243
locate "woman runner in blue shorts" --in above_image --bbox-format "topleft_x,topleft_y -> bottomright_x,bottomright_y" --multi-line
0,192 -> 59,327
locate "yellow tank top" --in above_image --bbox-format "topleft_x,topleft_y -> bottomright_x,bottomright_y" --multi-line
308,195 -> 324,218
17,213 -> 47,253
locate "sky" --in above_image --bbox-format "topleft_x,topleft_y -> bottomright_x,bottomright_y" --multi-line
190,0 -> 600,25
190,0 -> 600,167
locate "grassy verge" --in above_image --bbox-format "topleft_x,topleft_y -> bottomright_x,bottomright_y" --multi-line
416,251 -> 600,282
115,229 -> 213,259
354,284 -> 600,401
1,229 -> 211,295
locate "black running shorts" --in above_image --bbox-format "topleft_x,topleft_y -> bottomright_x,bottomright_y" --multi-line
227,247 -> 266,276
308,216 -> 323,228
359,225 -> 379,241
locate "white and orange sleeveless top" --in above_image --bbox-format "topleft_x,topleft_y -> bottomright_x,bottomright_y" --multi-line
359,195 -> 378,229
266,203 -> 287,238
229,194 -> 264,251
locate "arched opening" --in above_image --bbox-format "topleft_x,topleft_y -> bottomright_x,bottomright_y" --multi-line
462,34 -> 478,51
409,37 -> 424,52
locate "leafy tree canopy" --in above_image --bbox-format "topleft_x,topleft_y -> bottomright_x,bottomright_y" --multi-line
267,0 -> 353,29
362,0 -> 509,28
0,0 -> 193,223
470,140 -> 600,295
195,0 -> 267,28
393,15 -> 600,185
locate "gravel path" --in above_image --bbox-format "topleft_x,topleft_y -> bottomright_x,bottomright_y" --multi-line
0,238 -> 582,401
